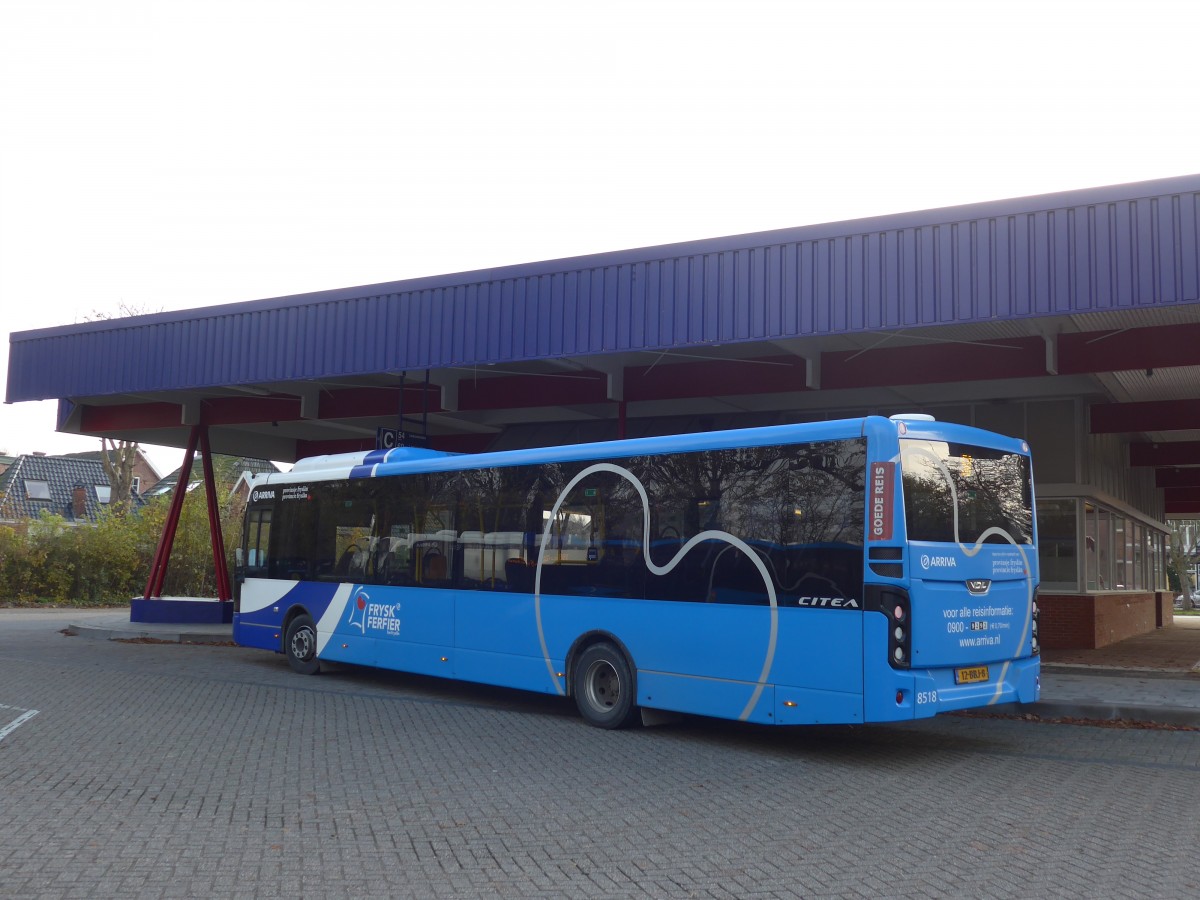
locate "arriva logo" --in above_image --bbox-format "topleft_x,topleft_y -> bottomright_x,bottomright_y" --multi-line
250,489 -> 276,504
920,554 -> 958,570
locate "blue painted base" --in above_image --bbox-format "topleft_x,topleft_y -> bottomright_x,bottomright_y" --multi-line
131,597 -> 234,624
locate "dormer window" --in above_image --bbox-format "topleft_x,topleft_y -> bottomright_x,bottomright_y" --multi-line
95,485 -> 112,504
25,480 -> 50,501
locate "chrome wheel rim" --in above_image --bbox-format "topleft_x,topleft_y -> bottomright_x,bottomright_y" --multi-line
290,625 -> 315,661
583,659 -> 621,711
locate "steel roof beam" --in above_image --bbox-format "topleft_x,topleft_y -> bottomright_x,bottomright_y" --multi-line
1091,399 -> 1200,434
1058,322 -> 1200,375
1156,469 -> 1200,488
624,355 -> 808,403
1130,441 -> 1200,467
820,336 -> 1049,389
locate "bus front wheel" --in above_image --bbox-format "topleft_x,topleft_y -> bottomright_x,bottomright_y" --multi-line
573,643 -> 638,729
285,614 -> 321,675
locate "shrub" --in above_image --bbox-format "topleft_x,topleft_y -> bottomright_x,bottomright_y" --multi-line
0,484 -> 247,606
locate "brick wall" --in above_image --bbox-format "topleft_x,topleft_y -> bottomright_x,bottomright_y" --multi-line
1039,593 -> 1159,649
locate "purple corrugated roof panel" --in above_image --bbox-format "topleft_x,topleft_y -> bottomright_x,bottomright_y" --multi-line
8,174 -> 1200,403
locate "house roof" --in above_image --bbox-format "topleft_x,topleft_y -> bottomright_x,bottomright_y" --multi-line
64,447 -> 163,480
144,455 -> 279,497
0,454 -> 127,524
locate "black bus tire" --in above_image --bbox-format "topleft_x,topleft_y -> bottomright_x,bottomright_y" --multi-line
285,614 -> 321,675
573,642 -> 638,729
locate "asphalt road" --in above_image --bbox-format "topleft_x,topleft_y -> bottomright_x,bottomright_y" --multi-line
2,609 -> 1199,899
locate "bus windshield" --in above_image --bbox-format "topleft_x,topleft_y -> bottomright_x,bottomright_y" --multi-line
899,439 -> 1032,545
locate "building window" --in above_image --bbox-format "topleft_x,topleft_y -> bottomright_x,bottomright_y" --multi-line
25,480 -> 50,501
1132,522 -> 1145,590
1037,498 -> 1078,590
131,476 -> 140,495
1097,509 -> 1113,590
1084,503 -> 1099,591
1151,529 -> 1163,591
1113,515 -> 1129,589
1078,499 -> 1167,593
95,485 -> 112,504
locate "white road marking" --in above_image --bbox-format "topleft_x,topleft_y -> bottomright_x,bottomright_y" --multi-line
0,703 -> 40,743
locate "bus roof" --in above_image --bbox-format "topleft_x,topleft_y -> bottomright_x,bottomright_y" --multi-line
247,414 -> 1030,490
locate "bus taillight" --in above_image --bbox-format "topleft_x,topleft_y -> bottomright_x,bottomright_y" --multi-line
891,594 -> 911,666
865,585 -> 912,669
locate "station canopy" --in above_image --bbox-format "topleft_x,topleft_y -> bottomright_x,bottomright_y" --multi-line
8,175 -> 1200,508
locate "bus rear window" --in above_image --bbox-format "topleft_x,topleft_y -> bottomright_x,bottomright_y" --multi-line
900,439 -> 1032,545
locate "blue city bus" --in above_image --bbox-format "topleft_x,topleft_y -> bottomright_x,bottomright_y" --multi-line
233,415 -> 1040,727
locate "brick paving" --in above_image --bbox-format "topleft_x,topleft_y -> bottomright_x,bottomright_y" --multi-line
3,609 -> 1200,898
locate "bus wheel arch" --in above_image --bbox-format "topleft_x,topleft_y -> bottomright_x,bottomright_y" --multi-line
567,633 -> 639,729
283,608 -> 321,675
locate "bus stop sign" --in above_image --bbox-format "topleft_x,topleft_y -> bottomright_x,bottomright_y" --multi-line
376,427 -> 428,450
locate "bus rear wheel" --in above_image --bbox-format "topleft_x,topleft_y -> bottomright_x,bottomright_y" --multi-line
285,614 -> 321,675
573,642 -> 638,729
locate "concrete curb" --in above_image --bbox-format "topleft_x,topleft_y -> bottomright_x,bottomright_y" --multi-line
66,620 -> 233,645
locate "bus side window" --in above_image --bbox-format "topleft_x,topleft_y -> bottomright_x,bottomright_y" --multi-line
245,508 -> 272,572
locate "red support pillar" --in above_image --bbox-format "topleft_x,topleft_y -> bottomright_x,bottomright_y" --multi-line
198,428 -> 232,602
143,425 -> 200,600
617,400 -> 627,440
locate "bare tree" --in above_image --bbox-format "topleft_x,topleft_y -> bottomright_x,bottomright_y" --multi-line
1169,520 -> 1198,610
100,437 -> 139,513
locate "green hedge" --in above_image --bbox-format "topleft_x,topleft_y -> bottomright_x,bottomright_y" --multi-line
0,489 -> 245,606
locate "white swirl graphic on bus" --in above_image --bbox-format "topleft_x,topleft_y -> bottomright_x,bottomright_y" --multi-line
534,462 -> 779,722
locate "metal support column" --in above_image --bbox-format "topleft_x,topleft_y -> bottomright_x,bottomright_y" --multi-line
143,425 -> 200,600
198,427 -> 232,602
